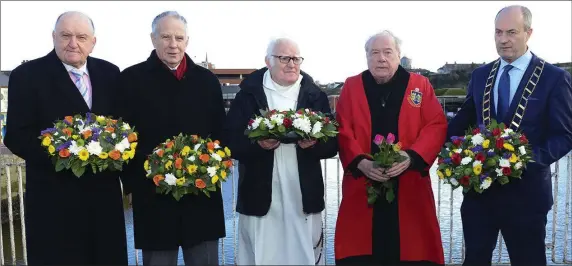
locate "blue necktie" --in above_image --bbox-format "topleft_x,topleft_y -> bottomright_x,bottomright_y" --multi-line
497,65 -> 514,122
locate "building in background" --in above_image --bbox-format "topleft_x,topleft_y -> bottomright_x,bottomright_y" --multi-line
197,54 -> 256,85
400,56 -> 412,69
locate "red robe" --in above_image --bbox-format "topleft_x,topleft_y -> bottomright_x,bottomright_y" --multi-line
334,72 -> 446,264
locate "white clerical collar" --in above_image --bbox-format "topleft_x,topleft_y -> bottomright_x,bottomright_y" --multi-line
263,70 -> 303,92
62,61 -> 90,76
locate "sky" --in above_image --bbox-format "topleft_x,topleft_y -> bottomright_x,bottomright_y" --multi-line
1,1 -> 571,83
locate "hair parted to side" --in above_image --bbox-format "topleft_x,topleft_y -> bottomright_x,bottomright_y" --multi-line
364,30 -> 402,57
151,11 -> 188,36
496,5 -> 532,31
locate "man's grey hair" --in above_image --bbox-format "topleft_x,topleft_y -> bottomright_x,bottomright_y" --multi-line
54,11 -> 95,35
496,5 -> 532,31
265,37 -> 301,67
151,11 -> 188,36
364,30 -> 402,57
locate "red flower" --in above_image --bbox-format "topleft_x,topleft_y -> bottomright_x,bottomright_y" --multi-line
438,158 -> 444,164
475,153 -> 486,162
502,167 -> 512,176
496,138 -> 504,149
451,153 -> 462,165
283,118 -> 293,128
472,128 -> 480,135
248,119 -> 254,126
492,128 -> 501,136
460,176 -> 470,186
453,139 -> 463,147
324,117 -> 330,124
520,135 -> 528,144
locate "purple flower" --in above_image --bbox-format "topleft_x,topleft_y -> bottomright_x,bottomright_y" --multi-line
386,133 -> 396,144
56,140 -> 72,152
444,158 -> 452,164
503,153 -> 511,159
487,151 -> 496,157
480,174 -> 488,181
106,136 -> 114,144
91,127 -> 102,134
374,134 -> 384,145
85,113 -> 93,124
471,145 -> 484,153
503,135 -> 511,140
92,132 -> 100,140
478,124 -> 487,133
40,128 -> 57,135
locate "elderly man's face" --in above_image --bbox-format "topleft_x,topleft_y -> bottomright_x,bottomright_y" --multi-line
265,41 -> 302,86
52,14 -> 96,68
151,16 -> 188,68
495,8 -> 532,63
366,36 -> 400,83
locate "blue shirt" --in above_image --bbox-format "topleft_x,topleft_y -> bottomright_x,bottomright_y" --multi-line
494,49 -> 533,109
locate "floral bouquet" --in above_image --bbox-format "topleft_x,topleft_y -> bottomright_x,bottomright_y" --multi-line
367,133 -> 407,204
145,133 -> 233,201
244,108 -> 338,144
38,113 -> 138,177
436,119 -> 534,193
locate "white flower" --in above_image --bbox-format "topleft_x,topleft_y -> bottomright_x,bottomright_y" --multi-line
207,166 -> 217,177
188,155 -> 196,162
515,162 -> 523,170
480,178 -> 492,190
69,141 -> 81,155
454,149 -> 463,154
499,158 -> 510,168
79,126 -> 92,134
471,133 -> 484,146
312,121 -> 323,135
86,141 -> 103,155
168,155 -> 174,159
461,157 -> 473,165
270,114 -> 284,126
305,108 -> 310,113
263,118 -> 275,129
146,170 -> 152,176
115,138 -> 130,153
211,153 -> 222,162
194,144 -> 202,151
54,132 -> 59,136
59,136 -> 67,141
251,117 -> 263,130
214,143 -> 220,149
112,133 -> 117,139
122,123 -> 131,130
293,117 -> 312,133
489,149 -> 495,153
473,161 -> 482,167
496,168 -> 504,176
449,178 -> 459,186
164,174 -> 177,186
504,128 -> 514,134
519,146 -> 527,155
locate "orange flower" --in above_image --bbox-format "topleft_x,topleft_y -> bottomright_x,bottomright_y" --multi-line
62,128 -> 72,137
64,116 -> 73,124
153,175 -> 165,186
112,119 -> 118,124
42,133 -> 52,138
82,130 -> 92,139
195,179 -> 206,189
175,158 -> 183,169
157,149 -> 164,157
59,149 -> 71,158
199,154 -> 210,163
105,127 -> 115,133
166,141 -> 174,149
109,150 -> 121,160
128,133 -> 138,142
214,140 -> 220,145
224,160 -> 233,168
191,135 -> 198,143
207,142 -> 215,151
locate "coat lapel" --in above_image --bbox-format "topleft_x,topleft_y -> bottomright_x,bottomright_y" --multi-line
47,50 -> 90,113
503,53 -> 539,124
86,57 -> 101,113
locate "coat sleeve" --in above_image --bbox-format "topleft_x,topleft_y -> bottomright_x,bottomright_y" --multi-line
223,91 -> 272,162
532,71 -> 572,166
408,77 -> 448,165
447,76 -> 477,140
3,66 -> 50,167
299,91 -> 338,159
336,78 -> 368,170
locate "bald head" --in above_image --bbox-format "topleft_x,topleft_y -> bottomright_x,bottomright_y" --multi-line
52,11 -> 97,68
54,11 -> 95,35
494,5 -> 533,63
495,5 -> 532,31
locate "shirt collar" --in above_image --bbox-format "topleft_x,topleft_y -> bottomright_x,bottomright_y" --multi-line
62,61 -> 90,76
499,48 -> 532,71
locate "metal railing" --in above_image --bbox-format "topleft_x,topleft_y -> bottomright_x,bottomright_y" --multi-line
1,154 -> 571,265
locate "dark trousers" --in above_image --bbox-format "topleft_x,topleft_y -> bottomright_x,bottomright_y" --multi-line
461,196 -> 548,266
142,240 -> 218,265
336,255 -> 441,266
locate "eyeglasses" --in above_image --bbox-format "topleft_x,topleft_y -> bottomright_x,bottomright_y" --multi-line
272,55 -> 304,65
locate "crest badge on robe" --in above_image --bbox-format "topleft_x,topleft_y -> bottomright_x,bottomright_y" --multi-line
408,88 -> 422,107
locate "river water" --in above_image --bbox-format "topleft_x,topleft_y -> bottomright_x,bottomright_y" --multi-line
2,155 -> 571,265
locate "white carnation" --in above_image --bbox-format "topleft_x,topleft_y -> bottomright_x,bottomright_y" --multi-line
211,153 -> 222,162
515,162 -> 523,170
164,174 -> 177,186
312,121 -> 323,135
115,138 -> 130,153
499,158 -> 510,168
480,178 -> 492,190
122,123 -> 131,130
461,157 -> 473,165
471,134 -> 484,146
251,117 -> 262,130
86,141 -> 103,155
270,114 -> 284,125
496,168 -> 504,176
111,133 -> 117,139
519,146 -> 527,155
293,117 -> 312,133
207,166 -> 217,177
69,141 -> 81,155
263,118 -> 275,129
188,155 -> 196,162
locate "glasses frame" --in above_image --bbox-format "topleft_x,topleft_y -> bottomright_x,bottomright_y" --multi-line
271,55 -> 304,65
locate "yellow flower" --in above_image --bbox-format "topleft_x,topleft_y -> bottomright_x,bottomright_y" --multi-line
72,135 -> 79,140
47,145 -> 55,154
122,152 -> 130,161
176,177 -> 186,186
464,149 -> 474,157
144,160 -> 149,171
128,149 -> 135,159
482,139 -> 490,149
99,152 -> 109,159
224,147 -> 231,157
445,168 -> 452,177
221,170 -> 227,179
78,149 -> 89,161
211,175 -> 219,184
216,150 -> 226,159
181,146 -> 191,156
165,160 -> 173,170
503,143 -> 515,152
449,152 -> 453,157
392,143 -> 401,152
187,164 -> 198,174
473,165 -> 482,175
509,153 -> 518,163
96,115 -> 106,123
130,142 -> 138,150
437,170 -> 444,179
42,137 -> 51,147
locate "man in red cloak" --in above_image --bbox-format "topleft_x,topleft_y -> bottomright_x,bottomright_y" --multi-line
335,30 -> 447,265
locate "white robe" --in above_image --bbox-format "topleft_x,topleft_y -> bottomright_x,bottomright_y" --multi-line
237,71 -> 324,265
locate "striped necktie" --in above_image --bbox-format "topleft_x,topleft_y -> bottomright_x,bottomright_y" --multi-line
70,69 -> 91,109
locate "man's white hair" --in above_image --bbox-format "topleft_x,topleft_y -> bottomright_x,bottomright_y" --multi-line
54,11 -> 95,35
151,11 -> 188,36
364,30 -> 402,57
265,37 -> 301,67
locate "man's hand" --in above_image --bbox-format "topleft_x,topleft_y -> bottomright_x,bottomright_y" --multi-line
385,151 -> 411,177
357,159 -> 390,182
257,139 -> 280,150
298,139 -> 317,149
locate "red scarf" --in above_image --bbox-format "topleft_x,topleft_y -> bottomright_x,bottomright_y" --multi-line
173,55 -> 187,80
